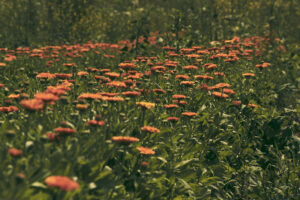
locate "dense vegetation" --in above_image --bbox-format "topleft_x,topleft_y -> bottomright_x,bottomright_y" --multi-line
0,0 -> 299,199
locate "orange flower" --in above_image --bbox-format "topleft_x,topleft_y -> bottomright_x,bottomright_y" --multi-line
242,73 -> 255,77
78,93 -> 102,100
136,101 -> 155,109
222,88 -> 235,94
141,126 -> 160,133
0,62 -> 6,67
233,100 -> 242,106
194,75 -> 214,80
118,63 -> 135,69
175,75 -> 190,80
101,96 -> 124,102
167,117 -> 179,122
105,72 -> 120,78
63,63 -> 76,67
46,132 -> 60,141
172,94 -> 186,99
137,146 -> 155,155
8,94 -> 21,99
106,81 -> 127,88
77,71 -> 89,76
45,176 -> 79,191
36,72 -> 56,79
8,148 -> 22,157
35,93 -> 59,102
248,103 -> 259,108
181,112 -> 197,117
183,65 -> 198,70
46,87 -> 67,96
164,104 -> 179,109
20,99 -> 44,111
86,120 -> 105,126
180,81 -> 195,86
0,106 -> 18,112
76,104 -> 89,110
122,91 -> 141,97
152,89 -> 166,94
55,73 -> 72,79
54,127 -> 76,135
112,136 -> 139,144
212,91 -> 229,98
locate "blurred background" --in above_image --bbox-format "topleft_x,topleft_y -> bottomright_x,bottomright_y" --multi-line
0,0 -> 299,48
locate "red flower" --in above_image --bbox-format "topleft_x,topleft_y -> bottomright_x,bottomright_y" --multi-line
54,127 -> 76,135
167,117 -> 179,122
233,101 -> 242,106
8,148 -> 22,157
45,176 -> 79,191
86,120 -> 105,126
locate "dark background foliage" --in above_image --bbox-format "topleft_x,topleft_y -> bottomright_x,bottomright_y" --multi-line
0,0 -> 299,47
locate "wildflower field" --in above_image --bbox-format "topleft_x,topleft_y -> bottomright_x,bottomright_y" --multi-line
0,1 -> 300,200
0,32 -> 299,200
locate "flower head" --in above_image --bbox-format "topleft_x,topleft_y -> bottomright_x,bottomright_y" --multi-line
45,176 -> 79,191
141,126 -> 160,133
137,146 -> 155,155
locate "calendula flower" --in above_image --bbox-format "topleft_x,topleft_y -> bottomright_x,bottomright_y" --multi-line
35,93 -> 59,102
54,127 -> 76,135
20,99 -> 44,111
0,106 -> 18,112
55,73 -> 72,79
112,136 -> 139,144
8,94 -> 21,99
164,104 -> 179,109
233,100 -> 242,106
137,146 -> 155,155
46,132 -> 60,141
118,63 -> 135,69
141,126 -> 160,133
77,71 -> 89,76
183,65 -> 198,70
36,72 -> 56,79
167,117 -> 180,122
104,72 -> 120,78
175,75 -> 190,80
8,148 -> 22,157
194,75 -> 214,80
212,91 -> 229,98
153,89 -> 166,94
78,93 -> 102,100
76,104 -> 89,110
122,91 -> 141,97
181,112 -> 197,117
136,101 -> 155,109
172,94 -> 186,99
86,120 -> 105,126
222,88 -> 235,94
248,103 -> 259,108
180,81 -> 195,86
45,176 -> 79,191
242,73 -> 255,77
106,81 -> 127,88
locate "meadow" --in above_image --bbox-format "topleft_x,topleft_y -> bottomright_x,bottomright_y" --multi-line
0,1 -> 300,199
0,32 -> 299,200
